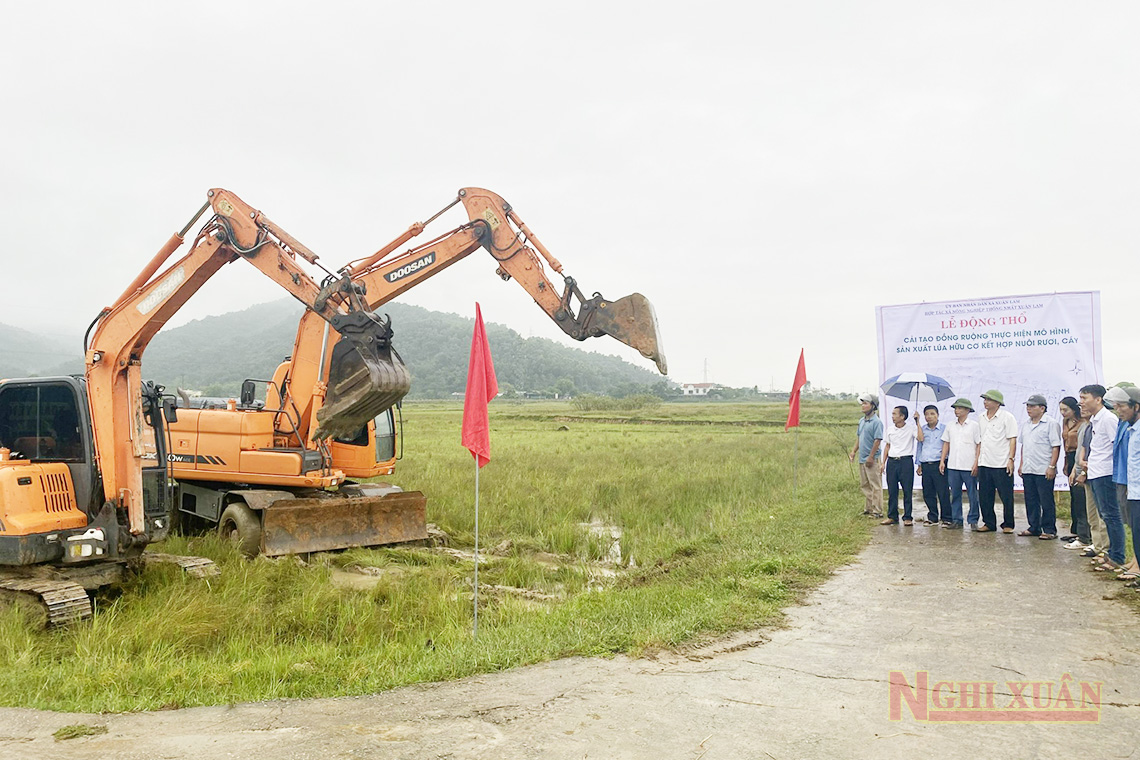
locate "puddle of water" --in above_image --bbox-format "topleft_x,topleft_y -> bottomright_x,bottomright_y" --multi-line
579,519 -> 623,565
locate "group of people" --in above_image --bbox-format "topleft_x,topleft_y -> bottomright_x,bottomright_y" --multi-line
849,384 -> 1140,584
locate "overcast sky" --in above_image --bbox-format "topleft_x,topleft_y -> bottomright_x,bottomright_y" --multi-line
2,2 -> 1137,393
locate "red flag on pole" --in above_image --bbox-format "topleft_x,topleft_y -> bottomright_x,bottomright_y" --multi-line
462,303 -> 498,467
785,349 -> 807,430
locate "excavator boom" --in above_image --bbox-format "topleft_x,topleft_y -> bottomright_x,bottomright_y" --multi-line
272,187 -> 666,447
345,187 -> 667,372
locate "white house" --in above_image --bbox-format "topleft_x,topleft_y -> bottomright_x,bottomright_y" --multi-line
681,382 -> 721,396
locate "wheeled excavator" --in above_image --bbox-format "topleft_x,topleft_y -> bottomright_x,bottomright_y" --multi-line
167,187 -> 667,556
0,189 -> 429,624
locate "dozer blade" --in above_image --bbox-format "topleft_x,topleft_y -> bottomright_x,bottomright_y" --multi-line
259,490 -> 428,557
315,311 -> 412,440
585,293 -> 668,375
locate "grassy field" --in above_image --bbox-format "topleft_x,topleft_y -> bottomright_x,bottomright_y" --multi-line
0,400 -> 871,712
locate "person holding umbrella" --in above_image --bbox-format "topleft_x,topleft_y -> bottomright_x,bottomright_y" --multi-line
880,405 -> 919,525
878,373 -> 956,525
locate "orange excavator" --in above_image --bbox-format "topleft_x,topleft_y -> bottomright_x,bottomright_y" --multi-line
0,189 -> 422,623
167,187 -> 666,556
0,188 -> 665,622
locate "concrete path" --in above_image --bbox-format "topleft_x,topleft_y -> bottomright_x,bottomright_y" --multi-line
3,511 -> 1138,759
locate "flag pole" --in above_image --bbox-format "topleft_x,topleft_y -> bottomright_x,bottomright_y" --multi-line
473,457 -> 479,639
793,427 -> 799,500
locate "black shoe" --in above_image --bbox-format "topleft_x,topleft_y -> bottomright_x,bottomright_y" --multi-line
1060,535 -> 1077,542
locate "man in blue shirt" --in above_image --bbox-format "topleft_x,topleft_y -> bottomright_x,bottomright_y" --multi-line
1106,385 -> 1137,577
1106,386 -> 1133,525
850,392 -> 883,517
1122,387 -> 1140,583
915,405 -> 950,526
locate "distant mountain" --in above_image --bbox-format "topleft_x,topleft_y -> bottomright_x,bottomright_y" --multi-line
0,324 -> 81,378
20,300 -> 663,398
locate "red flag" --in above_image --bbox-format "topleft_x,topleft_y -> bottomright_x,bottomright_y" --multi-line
462,303 -> 498,467
785,349 -> 807,430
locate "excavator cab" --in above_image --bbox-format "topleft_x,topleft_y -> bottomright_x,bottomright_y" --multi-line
326,408 -> 398,479
0,376 -> 173,567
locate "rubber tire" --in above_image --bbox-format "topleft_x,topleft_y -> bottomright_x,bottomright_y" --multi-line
218,502 -> 262,558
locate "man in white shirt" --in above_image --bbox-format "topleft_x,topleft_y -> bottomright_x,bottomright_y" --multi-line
1017,394 -> 1062,539
976,389 -> 1018,533
940,397 -> 980,529
1077,384 -> 1126,567
880,404 -> 919,525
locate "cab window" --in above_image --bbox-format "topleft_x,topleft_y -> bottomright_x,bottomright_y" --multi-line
0,384 -> 86,462
375,409 -> 395,461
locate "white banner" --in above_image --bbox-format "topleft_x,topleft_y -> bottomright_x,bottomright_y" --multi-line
876,291 -> 1103,491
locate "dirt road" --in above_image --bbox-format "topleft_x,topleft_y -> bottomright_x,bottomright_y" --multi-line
3,512 -> 1138,759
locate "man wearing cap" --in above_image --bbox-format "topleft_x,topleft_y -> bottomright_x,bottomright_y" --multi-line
1076,384 -> 1127,570
976,389 -> 1018,533
1106,385 -> 1139,578
939,397 -> 980,529
1123,386 -> 1140,585
850,393 -> 884,517
1106,386 -> 1134,529
1017,394 -> 1062,539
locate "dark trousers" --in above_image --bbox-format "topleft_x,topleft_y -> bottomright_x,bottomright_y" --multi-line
1065,451 -> 1090,542
977,466 -> 1015,530
885,456 -> 914,522
919,461 -> 950,522
1022,473 -> 1057,536
947,469 -> 975,525
1089,476 -> 1126,565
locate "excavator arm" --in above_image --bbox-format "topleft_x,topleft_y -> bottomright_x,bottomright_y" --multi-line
86,189 -> 408,537
274,187 -> 666,447
342,187 -> 667,373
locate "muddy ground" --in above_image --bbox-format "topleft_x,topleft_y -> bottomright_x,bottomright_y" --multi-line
2,504 -> 1138,759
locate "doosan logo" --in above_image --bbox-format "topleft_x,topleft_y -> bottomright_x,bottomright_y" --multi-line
385,252 -> 435,282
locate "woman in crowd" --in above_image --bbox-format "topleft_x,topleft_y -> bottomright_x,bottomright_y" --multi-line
1059,397 -> 1092,550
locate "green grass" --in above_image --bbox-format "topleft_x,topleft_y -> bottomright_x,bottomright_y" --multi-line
0,401 -> 870,712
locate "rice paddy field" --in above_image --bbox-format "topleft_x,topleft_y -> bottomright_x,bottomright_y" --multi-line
0,400 -> 873,712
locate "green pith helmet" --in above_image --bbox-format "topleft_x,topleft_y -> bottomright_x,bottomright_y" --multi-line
980,389 -> 1005,406
951,397 -> 974,411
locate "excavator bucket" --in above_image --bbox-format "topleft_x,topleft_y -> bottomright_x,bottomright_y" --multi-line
315,312 -> 412,440
259,488 -> 428,556
586,293 -> 668,375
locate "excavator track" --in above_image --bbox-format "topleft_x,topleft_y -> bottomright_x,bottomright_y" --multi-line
143,553 -> 220,578
0,578 -> 92,628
